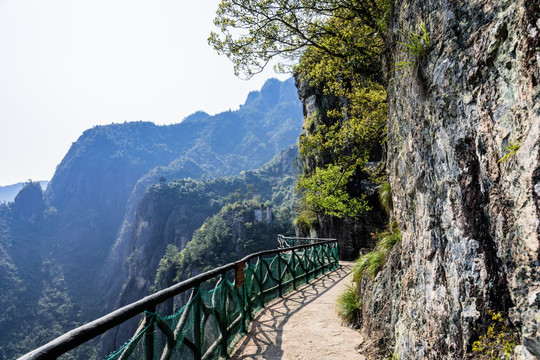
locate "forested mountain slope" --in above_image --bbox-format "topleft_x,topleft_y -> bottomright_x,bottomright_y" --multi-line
0,77 -> 302,359
99,146 -> 299,355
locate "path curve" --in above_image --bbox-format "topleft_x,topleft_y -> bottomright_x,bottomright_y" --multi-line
230,261 -> 364,360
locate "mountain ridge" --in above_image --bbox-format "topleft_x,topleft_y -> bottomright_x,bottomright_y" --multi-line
0,77 -> 303,359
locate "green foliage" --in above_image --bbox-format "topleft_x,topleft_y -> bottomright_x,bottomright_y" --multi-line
291,5 -> 387,222
297,164 -> 370,218
472,310 -> 519,359
157,198 -> 295,287
292,207 -> 318,236
398,22 -> 430,58
498,139 -> 520,163
150,148 -> 300,291
211,0 -> 390,223
179,215 -> 234,277
376,218 -> 401,251
297,80 -> 387,169
353,249 -> 385,281
153,244 -> 181,291
209,0 -> 389,79
396,22 -> 431,71
387,349 -> 400,360
378,181 -> 393,215
337,283 -> 361,324
352,218 -> 401,282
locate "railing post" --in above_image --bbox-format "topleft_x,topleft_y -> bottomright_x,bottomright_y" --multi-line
304,247 -> 310,283
144,308 -> 155,360
220,278 -> 228,358
240,283 -> 248,334
245,263 -> 253,322
334,241 -> 339,268
292,248 -> 297,291
259,256 -> 264,307
192,288 -> 202,360
277,252 -> 282,298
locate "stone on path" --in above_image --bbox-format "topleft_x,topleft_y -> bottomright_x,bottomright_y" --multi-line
231,261 -> 364,360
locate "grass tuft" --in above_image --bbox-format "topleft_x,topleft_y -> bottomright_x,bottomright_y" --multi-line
352,218 -> 402,282
398,22 -> 430,58
337,284 -> 361,324
498,139 -> 520,163
395,21 -> 430,73
378,181 -> 393,215
293,208 -> 318,235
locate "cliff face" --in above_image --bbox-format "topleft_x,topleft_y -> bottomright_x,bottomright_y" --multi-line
360,0 -> 539,358
295,79 -> 385,260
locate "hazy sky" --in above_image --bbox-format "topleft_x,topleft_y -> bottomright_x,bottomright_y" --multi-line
0,0 -> 290,186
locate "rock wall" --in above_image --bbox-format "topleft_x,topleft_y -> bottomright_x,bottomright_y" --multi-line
295,79 -> 385,260
360,0 -> 540,358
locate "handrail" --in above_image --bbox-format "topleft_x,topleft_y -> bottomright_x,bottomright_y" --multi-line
19,240 -> 338,360
277,234 -> 336,248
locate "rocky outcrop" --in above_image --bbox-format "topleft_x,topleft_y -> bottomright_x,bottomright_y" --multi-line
295,79 -> 385,260
360,0 -> 540,358
12,181 -> 44,224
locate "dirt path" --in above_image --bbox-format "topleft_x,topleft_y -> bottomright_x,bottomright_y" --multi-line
230,261 -> 365,360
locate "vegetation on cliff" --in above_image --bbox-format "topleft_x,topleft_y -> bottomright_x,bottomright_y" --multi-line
149,148 -> 299,293
211,0 -> 391,264
0,182 -> 89,359
215,1 -> 539,358
155,199 -> 294,288
210,0 -> 397,348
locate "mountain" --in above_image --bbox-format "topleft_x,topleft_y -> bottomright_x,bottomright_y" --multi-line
0,181 -> 48,203
0,77 -> 303,359
98,146 -> 299,355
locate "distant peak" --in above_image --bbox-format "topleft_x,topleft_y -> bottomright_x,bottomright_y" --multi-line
243,77 -> 295,107
182,111 -> 211,124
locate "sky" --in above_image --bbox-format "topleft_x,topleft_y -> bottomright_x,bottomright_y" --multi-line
0,0 -> 290,186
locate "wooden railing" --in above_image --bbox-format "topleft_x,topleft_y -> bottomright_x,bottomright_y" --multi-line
19,240 -> 339,360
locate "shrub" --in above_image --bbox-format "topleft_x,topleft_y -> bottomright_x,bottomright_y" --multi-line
472,310 -> 519,359
293,208 -> 318,235
337,284 -> 361,324
352,218 -> 401,282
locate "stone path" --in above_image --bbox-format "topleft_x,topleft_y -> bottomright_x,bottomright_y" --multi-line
230,261 -> 365,360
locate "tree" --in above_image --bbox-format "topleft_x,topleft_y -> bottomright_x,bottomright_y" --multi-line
297,163 -> 370,218
209,0 -> 389,79
211,0 -> 390,220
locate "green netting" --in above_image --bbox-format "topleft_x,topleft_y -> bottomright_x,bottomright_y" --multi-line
105,242 -> 339,360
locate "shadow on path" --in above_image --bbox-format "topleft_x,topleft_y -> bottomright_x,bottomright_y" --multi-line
231,263 -> 354,360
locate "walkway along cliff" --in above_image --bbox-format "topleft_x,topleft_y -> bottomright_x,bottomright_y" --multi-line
18,240 -> 339,359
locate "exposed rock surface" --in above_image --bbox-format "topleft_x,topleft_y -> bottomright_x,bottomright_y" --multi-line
295,79 -> 385,260
360,0 -> 540,358
12,181 -> 45,224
